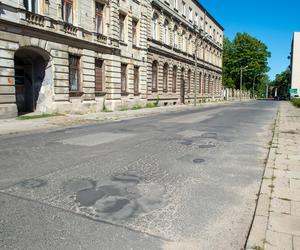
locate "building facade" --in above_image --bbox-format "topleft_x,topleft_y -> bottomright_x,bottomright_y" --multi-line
0,0 -> 223,118
147,0 -> 224,105
290,32 -> 300,98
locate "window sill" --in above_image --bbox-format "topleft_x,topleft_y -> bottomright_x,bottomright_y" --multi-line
152,89 -> 158,93
133,44 -> 141,50
121,92 -> 129,96
134,92 -> 141,96
120,41 -> 128,46
95,91 -> 106,97
69,91 -> 84,97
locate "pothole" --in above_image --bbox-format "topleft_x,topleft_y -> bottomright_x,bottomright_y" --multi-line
178,140 -> 193,146
201,133 -> 217,139
71,174 -> 169,221
111,174 -> 141,183
193,158 -> 205,164
198,144 -> 216,149
17,179 -> 47,189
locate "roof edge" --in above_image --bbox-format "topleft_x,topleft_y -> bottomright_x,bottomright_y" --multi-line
192,0 -> 224,31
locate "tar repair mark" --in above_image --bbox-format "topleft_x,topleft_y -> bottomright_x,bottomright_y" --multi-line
64,173 -> 169,221
17,179 -> 47,189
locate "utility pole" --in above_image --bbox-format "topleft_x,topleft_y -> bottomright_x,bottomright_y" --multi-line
240,65 -> 248,100
252,73 -> 264,98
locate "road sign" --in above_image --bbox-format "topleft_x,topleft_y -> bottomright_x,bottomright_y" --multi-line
290,88 -> 298,94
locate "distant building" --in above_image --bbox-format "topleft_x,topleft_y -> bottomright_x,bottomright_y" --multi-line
290,32 -> 300,98
0,0 -> 223,119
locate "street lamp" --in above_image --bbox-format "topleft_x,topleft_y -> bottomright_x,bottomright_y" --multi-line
193,30 -> 209,106
239,65 -> 249,100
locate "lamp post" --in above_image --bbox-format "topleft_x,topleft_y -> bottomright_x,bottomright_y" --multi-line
239,65 -> 248,100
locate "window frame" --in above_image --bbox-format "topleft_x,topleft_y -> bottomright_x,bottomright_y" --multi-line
121,63 -> 128,95
69,54 -> 81,93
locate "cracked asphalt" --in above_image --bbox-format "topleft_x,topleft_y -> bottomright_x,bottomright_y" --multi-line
0,101 -> 278,250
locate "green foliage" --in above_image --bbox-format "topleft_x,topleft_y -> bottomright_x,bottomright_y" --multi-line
223,32 -> 271,93
154,96 -> 160,107
145,102 -> 156,108
270,68 -> 291,97
16,113 -> 63,120
291,98 -> 300,108
131,104 -> 143,110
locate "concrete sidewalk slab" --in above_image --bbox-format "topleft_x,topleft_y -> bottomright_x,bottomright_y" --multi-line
246,102 -> 300,250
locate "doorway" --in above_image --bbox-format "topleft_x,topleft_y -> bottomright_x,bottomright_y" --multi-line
14,47 -> 50,114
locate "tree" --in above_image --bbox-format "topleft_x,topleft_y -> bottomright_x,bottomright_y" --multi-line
270,68 -> 291,97
223,32 -> 271,93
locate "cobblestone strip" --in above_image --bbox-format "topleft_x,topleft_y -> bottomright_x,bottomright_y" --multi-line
246,102 -> 300,250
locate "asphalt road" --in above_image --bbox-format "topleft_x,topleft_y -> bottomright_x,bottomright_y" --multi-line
0,101 -> 278,250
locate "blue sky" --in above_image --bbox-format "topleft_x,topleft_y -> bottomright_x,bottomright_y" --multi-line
199,0 -> 300,80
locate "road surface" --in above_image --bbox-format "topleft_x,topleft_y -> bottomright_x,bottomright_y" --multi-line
0,101 -> 278,250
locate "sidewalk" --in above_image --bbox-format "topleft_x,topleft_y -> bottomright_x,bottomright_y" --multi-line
246,102 -> 300,250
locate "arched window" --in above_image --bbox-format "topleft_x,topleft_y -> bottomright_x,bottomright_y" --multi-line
163,63 -> 169,92
152,61 -> 158,92
172,65 -> 177,93
187,69 -> 191,93
152,13 -> 159,40
163,19 -> 169,45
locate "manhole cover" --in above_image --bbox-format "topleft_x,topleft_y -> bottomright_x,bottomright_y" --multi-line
193,158 -> 205,164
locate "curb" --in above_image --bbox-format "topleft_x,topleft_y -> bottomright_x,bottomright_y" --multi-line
245,110 -> 280,249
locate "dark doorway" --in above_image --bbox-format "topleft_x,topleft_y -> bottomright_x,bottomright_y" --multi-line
14,47 -> 50,114
180,68 -> 185,104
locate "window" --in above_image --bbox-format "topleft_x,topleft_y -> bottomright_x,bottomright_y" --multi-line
119,14 -> 126,42
152,61 -> 158,91
172,65 -> 177,93
203,74 -> 207,94
195,13 -> 199,26
69,55 -> 80,92
95,2 -> 104,34
24,0 -> 39,13
189,7 -> 193,21
95,59 -> 104,92
134,66 -> 139,94
163,63 -> 169,92
187,69 -> 191,93
199,72 -> 202,93
182,1 -> 186,16
121,64 -> 127,94
173,25 -> 178,48
163,19 -> 169,45
208,75 -> 211,93
182,31 -> 186,52
132,20 -> 138,46
62,0 -> 73,24
174,0 -> 178,9
152,13 -> 159,40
